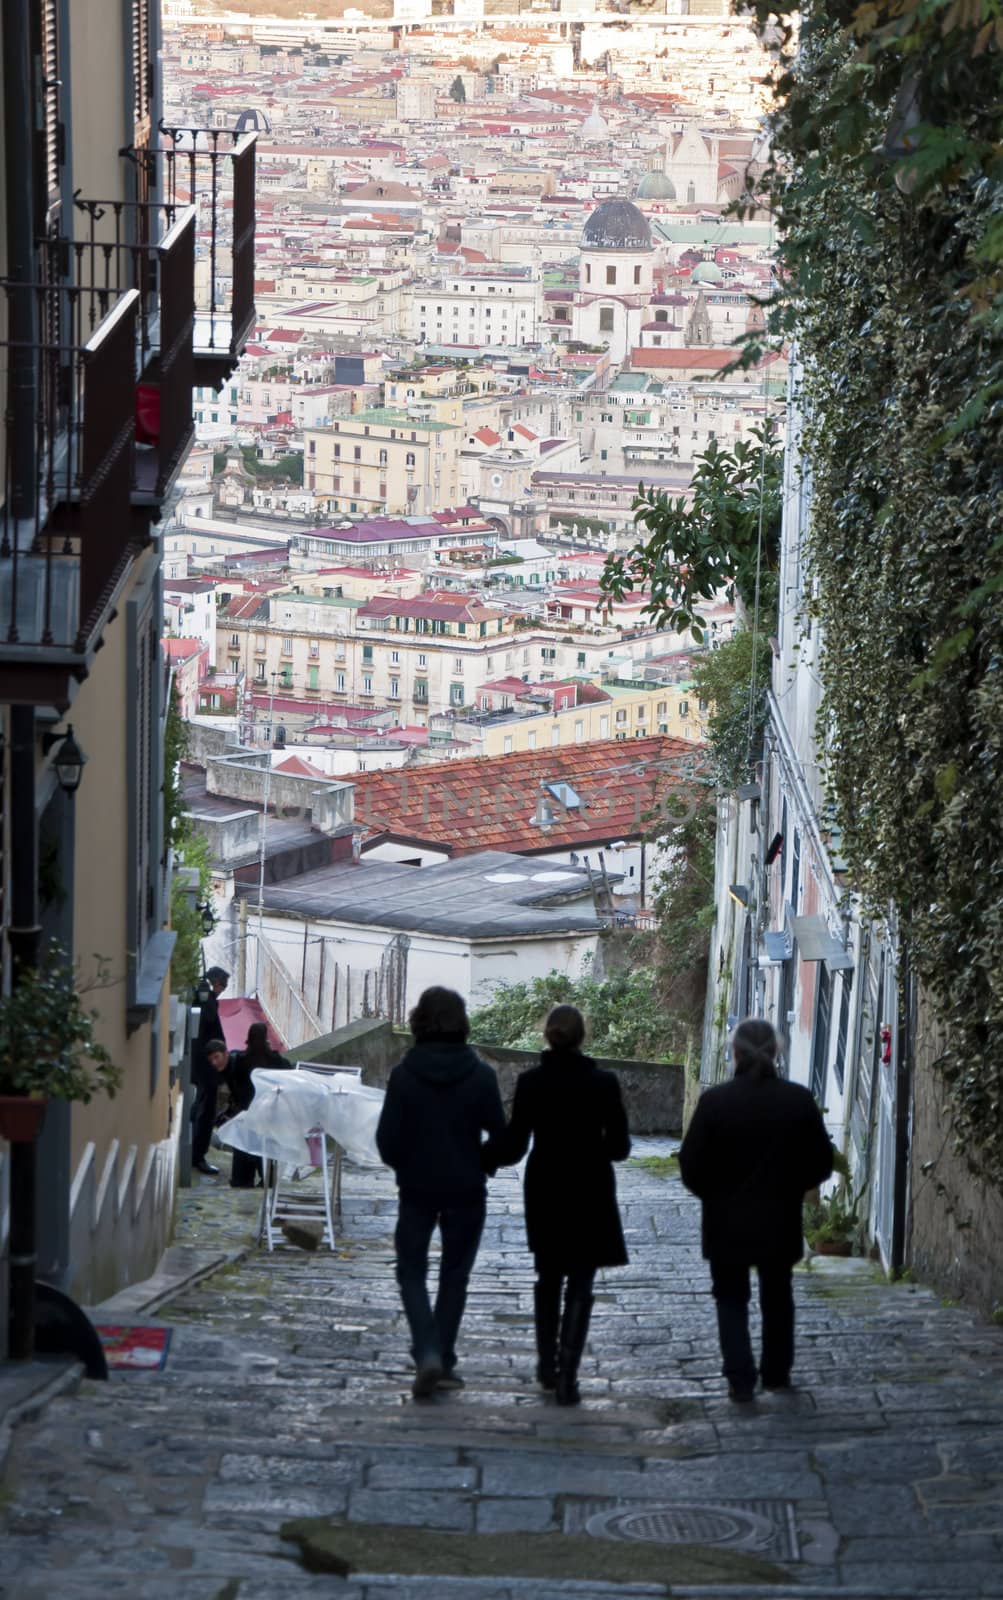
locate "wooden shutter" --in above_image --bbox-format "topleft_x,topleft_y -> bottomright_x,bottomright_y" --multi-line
132,0 -> 154,147
31,0 -> 63,232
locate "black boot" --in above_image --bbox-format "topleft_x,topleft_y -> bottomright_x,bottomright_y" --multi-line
534,1280 -> 561,1390
555,1292 -> 593,1407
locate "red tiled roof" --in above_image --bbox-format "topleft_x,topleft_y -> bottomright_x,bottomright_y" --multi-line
274,755 -> 326,779
352,736 -> 703,857
473,426 -> 501,446
162,638 -> 205,663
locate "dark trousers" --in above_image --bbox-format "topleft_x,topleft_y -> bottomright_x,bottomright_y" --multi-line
394,1192 -> 485,1372
190,1069 -> 218,1166
537,1265 -> 595,1308
230,1148 -> 262,1188
710,1260 -> 794,1390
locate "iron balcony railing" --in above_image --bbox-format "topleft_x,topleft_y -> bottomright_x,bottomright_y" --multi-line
124,127 -> 257,371
64,198 -> 196,501
0,281 -> 138,682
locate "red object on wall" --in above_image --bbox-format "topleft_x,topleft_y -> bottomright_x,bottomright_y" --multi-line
135,383 -> 161,446
881,1025 -> 892,1064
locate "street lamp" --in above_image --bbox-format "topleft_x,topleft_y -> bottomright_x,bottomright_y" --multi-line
197,900 -> 216,938
41,725 -> 88,795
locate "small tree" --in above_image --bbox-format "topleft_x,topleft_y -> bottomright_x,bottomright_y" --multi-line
449,75 -> 466,104
602,423 -> 783,641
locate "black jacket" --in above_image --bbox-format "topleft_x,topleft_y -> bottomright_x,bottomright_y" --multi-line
679,1072 -> 834,1266
484,1050 -> 631,1270
193,991 -> 223,1081
376,1041 -> 505,1199
224,1047 -> 292,1114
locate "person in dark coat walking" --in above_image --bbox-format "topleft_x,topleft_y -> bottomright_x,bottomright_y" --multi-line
223,1022 -> 292,1188
678,1017 -> 835,1401
191,967 -> 230,1175
376,987 -> 506,1400
484,1005 -> 631,1406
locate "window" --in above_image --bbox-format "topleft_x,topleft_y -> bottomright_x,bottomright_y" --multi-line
679,700 -> 689,717
353,446 -> 361,461
229,657 -> 239,673
336,672 -> 346,692
379,448 -> 388,466
406,452 -> 416,468
281,665 -> 292,688
255,662 -> 266,682
230,633 -> 240,649
281,636 -> 293,656
334,443 -> 341,459
599,714 -> 610,737
577,652 -> 586,668
390,678 -> 400,698
307,666 -> 319,690
633,264 -> 642,285
574,720 -> 584,742
551,724 -> 560,746
414,680 -> 428,702
450,683 -> 464,706
615,708 -> 627,724
418,653 -> 426,667
503,736 -> 513,754
362,675 -> 373,695
699,697 -> 709,711
527,730 -> 537,750
391,649 -> 400,664
599,307 -> 614,333
585,263 -> 591,284
362,644 -> 373,663
454,657 -> 464,672
605,265 -> 616,286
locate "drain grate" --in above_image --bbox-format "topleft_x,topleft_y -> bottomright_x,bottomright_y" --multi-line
567,1498 -> 800,1561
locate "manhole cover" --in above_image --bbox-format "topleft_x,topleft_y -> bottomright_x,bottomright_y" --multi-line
570,1499 -> 799,1560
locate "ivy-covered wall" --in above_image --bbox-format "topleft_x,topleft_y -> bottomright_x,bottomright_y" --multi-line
747,0 -> 1003,1202
910,1001 -> 1003,1314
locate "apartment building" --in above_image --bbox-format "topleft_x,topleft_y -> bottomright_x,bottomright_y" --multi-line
440,673 -> 708,756
0,0 -> 255,1336
408,268 -> 542,348
304,408 -> 462,515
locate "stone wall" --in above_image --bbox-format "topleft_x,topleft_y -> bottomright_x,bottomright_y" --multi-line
908,997 -> 1003,1316
293,1019 -> 683,1135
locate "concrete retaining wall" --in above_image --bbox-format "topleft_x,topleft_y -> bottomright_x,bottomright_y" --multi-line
292,1018 -> 683,1135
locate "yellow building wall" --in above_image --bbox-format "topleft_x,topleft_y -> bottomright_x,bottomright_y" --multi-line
69,561 -> 172,1174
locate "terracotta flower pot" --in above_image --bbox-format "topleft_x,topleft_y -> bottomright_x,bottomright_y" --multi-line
813,1238 -> 853,1257
0,1094 -> 48,1144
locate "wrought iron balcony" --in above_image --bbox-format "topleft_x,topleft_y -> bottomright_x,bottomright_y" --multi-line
65,197 -> 196,503
0,279 -> 139,705
124,127 -> 258,387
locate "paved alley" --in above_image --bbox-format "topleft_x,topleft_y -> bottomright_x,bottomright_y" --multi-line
2,1143 -> 1002,1599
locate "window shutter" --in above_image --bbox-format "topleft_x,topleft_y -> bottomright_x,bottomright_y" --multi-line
132,0 -> 154,145
32,0 -> 63,232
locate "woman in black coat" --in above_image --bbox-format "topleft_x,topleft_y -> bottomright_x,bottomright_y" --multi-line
484,1004 -> 631,1406
679,1017 -> 834,1401
223,1022 -> 292,1188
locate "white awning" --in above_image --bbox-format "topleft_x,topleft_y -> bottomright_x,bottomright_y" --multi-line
791,913 -> 852,970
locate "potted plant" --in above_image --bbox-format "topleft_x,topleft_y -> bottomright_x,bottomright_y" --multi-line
0,947 -> 122,1143
804,1185 -> 859,1257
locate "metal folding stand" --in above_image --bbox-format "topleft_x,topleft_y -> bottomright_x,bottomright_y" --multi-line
256,1135 -> 343,1252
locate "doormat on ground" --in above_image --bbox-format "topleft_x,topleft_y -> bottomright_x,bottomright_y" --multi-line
95,1325 -> 173,1371
279,1519 -> 793,1586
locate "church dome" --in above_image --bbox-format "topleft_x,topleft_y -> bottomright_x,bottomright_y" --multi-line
581,104 -> 610,143
235,108 -> 272,133
691,260 -> 724,284
635,170 -> 677,200
582,198 -> 653,252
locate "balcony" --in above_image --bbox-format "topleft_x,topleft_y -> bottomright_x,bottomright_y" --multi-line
125,126 -> 258,389
0,279 -> 139,707
66,198 -> 196,504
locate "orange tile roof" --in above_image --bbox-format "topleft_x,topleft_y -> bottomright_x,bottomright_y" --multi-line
352,736 -> 704,857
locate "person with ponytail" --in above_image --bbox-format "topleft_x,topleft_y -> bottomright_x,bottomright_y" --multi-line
679,1017 -> 834,1401
483,1004 -> 630,1406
